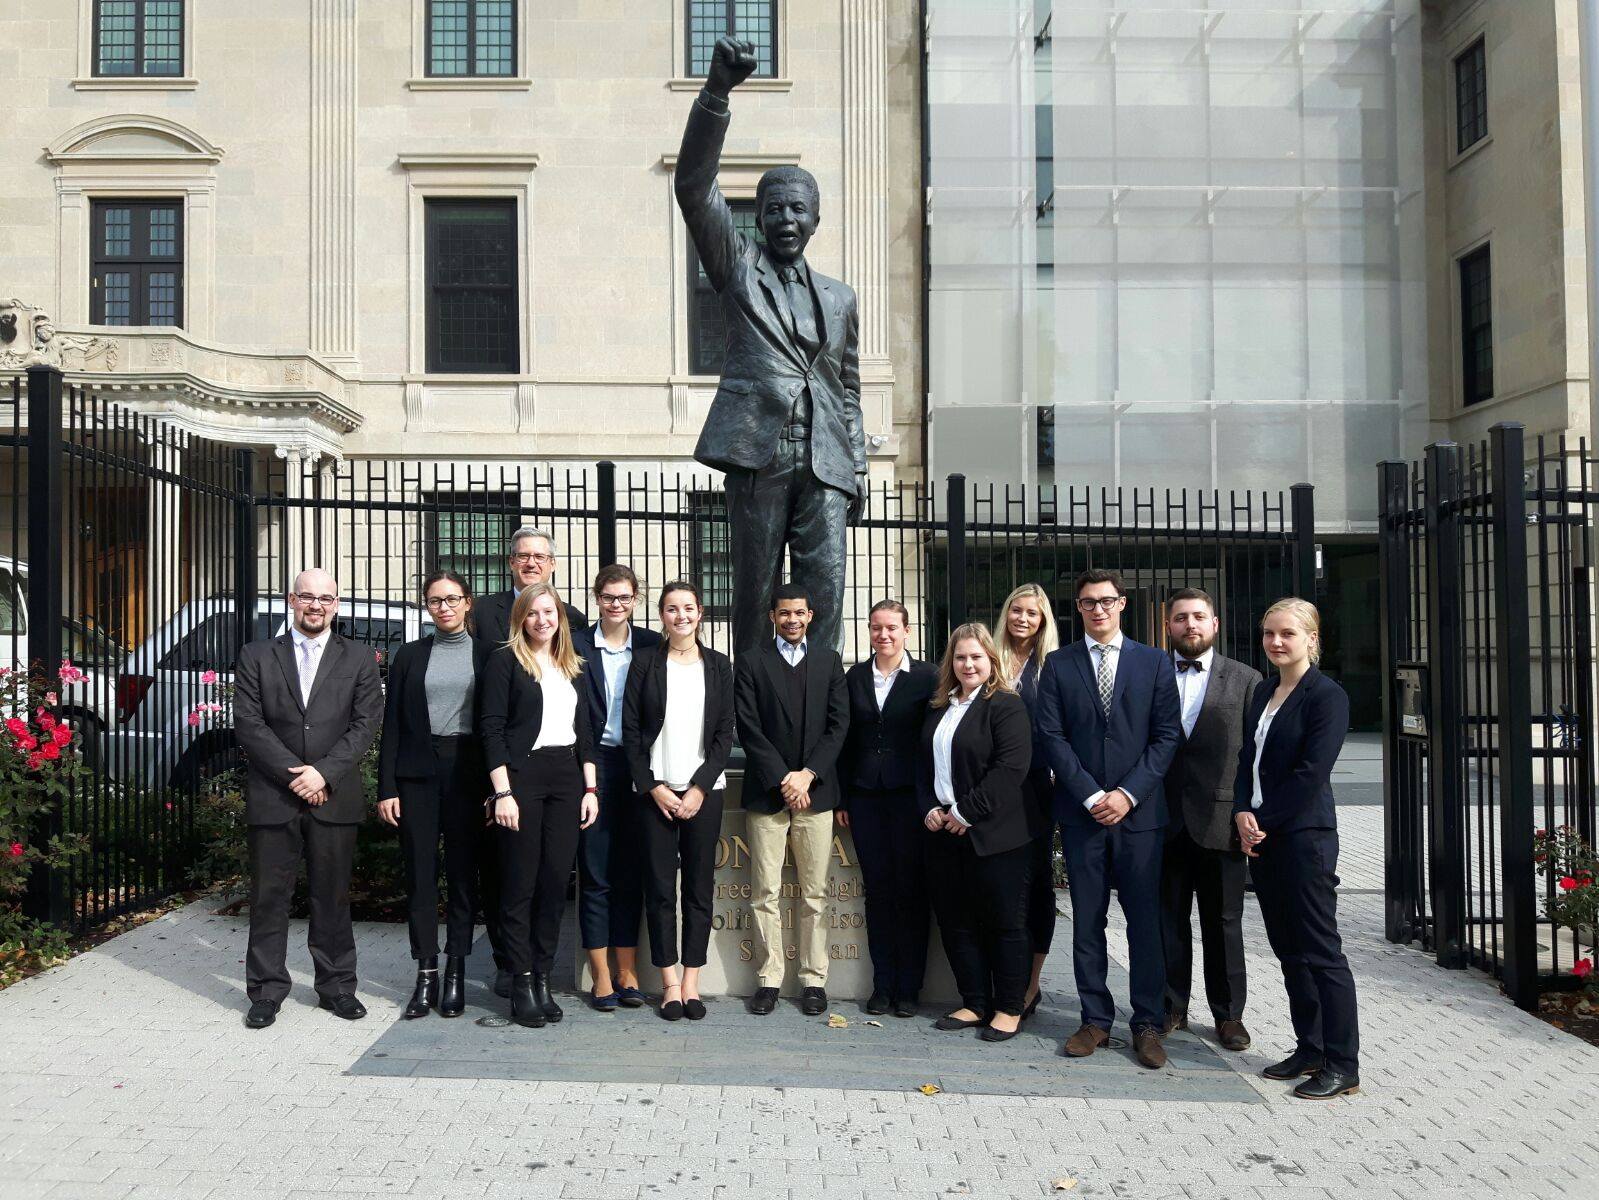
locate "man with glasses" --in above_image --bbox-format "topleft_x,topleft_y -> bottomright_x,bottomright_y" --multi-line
1034,569 -> 1181,1069
234,569 -> 384,1029
475,526 -> 589,648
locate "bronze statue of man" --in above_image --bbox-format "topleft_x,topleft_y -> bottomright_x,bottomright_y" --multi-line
675,36 -> 868,654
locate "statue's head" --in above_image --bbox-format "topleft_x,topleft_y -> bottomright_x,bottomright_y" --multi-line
756,166 -> 820,264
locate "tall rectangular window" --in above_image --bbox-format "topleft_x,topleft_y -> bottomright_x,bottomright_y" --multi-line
687,1 -> 777,78
425,199 -> 519,374
1455,38 -> 1487,153
688,200 -> 759,376
687,490 -> 733,618
1460,245 -> 1493,406
91,200 -> 184,326
425,492 -> 518,597
94,0 -> 184,77
427,0 -> 516,77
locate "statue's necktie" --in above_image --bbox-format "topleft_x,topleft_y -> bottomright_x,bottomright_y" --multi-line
780,264 -> 820,357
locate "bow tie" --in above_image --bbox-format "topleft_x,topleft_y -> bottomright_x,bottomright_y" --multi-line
1175,658 -> 1204,673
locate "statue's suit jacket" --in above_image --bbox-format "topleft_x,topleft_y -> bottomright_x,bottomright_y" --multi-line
674,92 -> 868,496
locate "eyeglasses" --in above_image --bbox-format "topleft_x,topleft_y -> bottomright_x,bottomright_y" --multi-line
293,593 -> 337,607
597,592 -> 635,608
1076,596 -> 1122,613
511,552 -> 555,566
426,595 -> 467,610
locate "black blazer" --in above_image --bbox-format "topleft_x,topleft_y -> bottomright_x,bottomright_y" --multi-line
377,634 -> 492,799
733,641 -> 850,814
1231,666 -> 1349,834
572,623 -> 662,744
233,633 -> 384,826
839,656 -> 937,795
915,689 -> 1033,857
477,645 -> 595,774
1165,653 -> 1262,851
474,589 -> 589,649
620,641 -> 736,796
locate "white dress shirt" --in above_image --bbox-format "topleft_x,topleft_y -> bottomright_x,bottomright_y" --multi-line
777,636 -> 808,666
531,664 -> 579,749
1249,700 -> 1282,810
932,690 -> 977,826
1081,633 -> 1137,811
1175,646 -> 1215,739
871,652 -> 908,710
289,625 -> 332,706
650,657 -> 726,790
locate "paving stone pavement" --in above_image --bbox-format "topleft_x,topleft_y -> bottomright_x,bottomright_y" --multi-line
3,740 -> 1597,1199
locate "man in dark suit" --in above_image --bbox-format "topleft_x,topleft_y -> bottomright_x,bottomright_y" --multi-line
733,582 -> 850,1016
675,37 -> 869,654
1160,587 -> 1261,1052
233,569 -> 383,1029
1035,568 -> 1182,1069
474,526 -> 589,647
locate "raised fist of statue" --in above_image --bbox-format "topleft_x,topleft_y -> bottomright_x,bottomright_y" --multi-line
706,36 -> 758,97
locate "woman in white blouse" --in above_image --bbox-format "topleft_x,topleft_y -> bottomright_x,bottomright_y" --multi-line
916,622 -> 1035,1042
621,581 -> 736,1021
479,582 -> 598,1029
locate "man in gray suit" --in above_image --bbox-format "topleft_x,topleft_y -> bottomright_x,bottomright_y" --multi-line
1160,587 -> 1261,1051
675,37 -> 869,653
234,568 -> 384,1029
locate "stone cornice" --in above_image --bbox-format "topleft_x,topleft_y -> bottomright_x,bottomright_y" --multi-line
398,152 -> 542,171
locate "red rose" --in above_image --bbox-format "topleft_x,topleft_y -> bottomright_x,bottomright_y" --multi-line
8,843 -> 21,857
35,711 -> 56,732
14,733 -> 36,752
52,726 -> 72,747
4,718 -> 25,737
40,742 -> 60,761
1559,876 -> 1581,892
1575,958 -> 1594,979
24,752 -> 43,771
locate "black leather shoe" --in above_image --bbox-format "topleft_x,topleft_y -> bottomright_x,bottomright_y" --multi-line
1021,991 -> 1042,1021
244,999 -> 279,1029
1262,1048 -> 1325,1080
800,987 -> 827,1016
749,986 -> 779,1015
510,973 -> 545,1028
1293,1068 -> 1360,1099
684,998 -> 707,1021
404,959 -> 439,1019
933,1012 -> 987,1031
531,973 -> 563,1023
660,998 -> 684,1021
892,998 -> 918,1019
318,993 -> 367,1021
439,956 -> 466,1018
493,968 -> 512,1000
865,989 -> 891,1015
979,1024 -> 1020,1043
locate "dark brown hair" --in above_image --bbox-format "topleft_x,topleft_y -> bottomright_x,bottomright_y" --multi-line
868,598 -> 910,627
1075,568 -> 1124,597
657,579 -> 703,611
1167,587 -> 1215,615
422,569 -> 474,634
592,564 -> 639,597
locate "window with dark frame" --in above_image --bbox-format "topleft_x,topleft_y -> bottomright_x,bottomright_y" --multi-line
424,491 -> 520,598
1460,244 -> 1493,407
427,0 -> 516,77
1455,37 -> 1487,153
94,0 -> 184,77
689,200 -> 760,376
687,490 -> 733,618
687,0 -> 778,78
91,200 -> 184,326
425,199 -> 519,374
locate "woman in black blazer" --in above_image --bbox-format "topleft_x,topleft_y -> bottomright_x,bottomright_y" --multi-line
1233,598 -> 1360,1100
621,581 -> 735,1022
479,581 -> 598,1028
917,622 -> 1034,1042
840,599 -> 938,1018
377,570 -> 492,1020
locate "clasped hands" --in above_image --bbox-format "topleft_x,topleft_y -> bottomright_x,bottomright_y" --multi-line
651,784 -> 706,822
923,806 -> 968,836
1235,812 -> 1267,857
288,764 -> 328,807
779,768 -> 816,811
1088,789 -> 1132,827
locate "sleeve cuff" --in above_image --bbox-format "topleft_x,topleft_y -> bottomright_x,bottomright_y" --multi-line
1123,789 -> 1139,808
947,802 -> 970,828
1081,789 -> 1105,811
697,88 -> 730,115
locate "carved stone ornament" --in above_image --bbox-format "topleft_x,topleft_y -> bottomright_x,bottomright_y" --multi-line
0,298 -> 118,372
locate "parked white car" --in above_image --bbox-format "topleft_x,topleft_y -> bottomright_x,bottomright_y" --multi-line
106,596 -> 431,790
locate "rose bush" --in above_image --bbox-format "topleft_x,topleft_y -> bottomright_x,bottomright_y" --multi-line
1533,825 -> 1599,991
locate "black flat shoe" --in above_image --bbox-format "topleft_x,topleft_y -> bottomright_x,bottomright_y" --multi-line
244,999 -> 279,1029
892,998 -> 918,1019
684,998 -> 707,1021
749,987 -> 779,1016
660,1000 -> 684,1021
865,989 -> 891,1015
1293,1069 -> 1360,1099
979,1024 -> 1020,1043
800,987 -> 827,1016
933,1012 -> 986,1031
403,960 -> 439,1019
531,973 -> 562,1023
493,968 -> 512,1000
1262,1048 -> 1325,1080
510,973 -> 545,1028
1021,991 -> 1041,1021
318,993 -> 367,1021
439,956 -> 466,1018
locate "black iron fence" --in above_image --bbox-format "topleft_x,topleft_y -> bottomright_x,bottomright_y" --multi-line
8,367 -> 1314,931
1379,422 -> 1597,1009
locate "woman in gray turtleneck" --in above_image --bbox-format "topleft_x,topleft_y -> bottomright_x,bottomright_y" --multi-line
377,570 -> 492,1019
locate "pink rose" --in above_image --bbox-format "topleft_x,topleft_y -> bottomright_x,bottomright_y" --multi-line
200,670 -> 219,685
44,691 -> 58,706
57,660 -> 85,685
187,711 -> 202,727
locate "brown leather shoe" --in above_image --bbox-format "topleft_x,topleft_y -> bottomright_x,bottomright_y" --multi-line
1216,1020 -> 1251,1052
1163,1010 -> 1188,1035
1062,1024 -> 1109,1058
1132,1026 -> 1167,1069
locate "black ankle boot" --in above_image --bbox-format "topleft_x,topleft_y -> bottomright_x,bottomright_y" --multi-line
439,955 -> 466,1018
510,972 -> 545,1028
531,973 -> 563,1023
403,957 -> 439,1019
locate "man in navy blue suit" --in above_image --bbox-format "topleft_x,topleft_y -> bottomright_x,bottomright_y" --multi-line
1035,568 -> 1182,1069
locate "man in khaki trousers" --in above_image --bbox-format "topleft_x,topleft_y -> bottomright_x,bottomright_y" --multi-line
733,583 -> 851,1016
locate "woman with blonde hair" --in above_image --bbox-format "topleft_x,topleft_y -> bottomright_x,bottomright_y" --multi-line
995,583 -> 1062,1019
1234,598 -> 1360,1099
917,622 -> 1034,1042
479,582 -> 599,1028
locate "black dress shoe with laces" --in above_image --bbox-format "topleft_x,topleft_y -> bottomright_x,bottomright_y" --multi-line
318,993 -> 367,1021
245,999 -> 279,1029
892,998 -> 918,1019
510,973 -> 545,1028
1293,1068 -> 1360,1099
404,958 -> 439,1019
531,973 -> 563,1023
800,987 -> 827,1016
1262,1048 -> 1325,1080
865,989 -> 890,1015
749,986 -> 779,1015
439,955 -> 466,1018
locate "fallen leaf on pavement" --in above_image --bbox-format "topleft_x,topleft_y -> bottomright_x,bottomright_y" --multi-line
1051,1179 -> 1078,1191
827,1013 -> 848,1028
918,1083 -> 941,1096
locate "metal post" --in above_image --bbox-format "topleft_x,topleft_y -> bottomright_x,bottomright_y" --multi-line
945,473 -> 967,633
1290,482 -> 1316,599
596,460 -> 617,570
1423,441 -> 1466,969
1489,423 -> 1537,1009
233,448 -> 258,657
23,365 -> 68,927
1580,1 -> 1599,468
1376,459 -> 1413,944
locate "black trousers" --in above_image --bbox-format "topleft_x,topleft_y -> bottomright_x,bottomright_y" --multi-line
641,787 -> 725,968
847,785 -> 931,999
476,798 -> 506,970
577,746 -> 645,950
1023,772 -> 1058,955
246,811 -> 358,1004
397,735 -> 482,961
1160,827 -> 1248,1023
498,747 -> 585,976
926,833 -> 1033,1016
1250,827 -> 1361,1074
